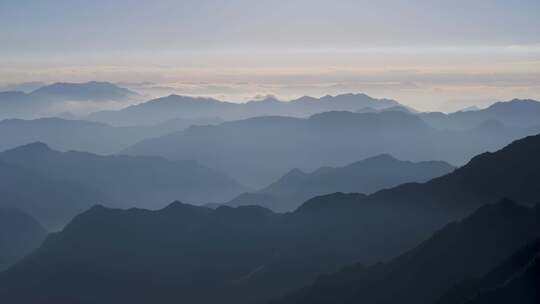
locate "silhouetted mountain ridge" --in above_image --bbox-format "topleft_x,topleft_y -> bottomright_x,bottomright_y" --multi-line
0,142 -> 246,228
124,106 -> 540,187
87,93 -> 402,126
419,99 -> 540,130
226,154 -> 454,211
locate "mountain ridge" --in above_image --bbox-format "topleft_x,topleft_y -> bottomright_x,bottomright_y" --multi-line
226,154 -> 454,212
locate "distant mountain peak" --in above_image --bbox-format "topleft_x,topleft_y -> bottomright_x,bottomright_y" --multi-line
361,153 -> 399,163
249,95 -> 281,103
488,98 -> 540,109
281,168 -> 307,179
5,141 -> 52,154
162,200 -> 190,210
30,81 -> 139,101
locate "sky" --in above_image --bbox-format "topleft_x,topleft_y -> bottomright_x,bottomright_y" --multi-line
1,0 -> 540,111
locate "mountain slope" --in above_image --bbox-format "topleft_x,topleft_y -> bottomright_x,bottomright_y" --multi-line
274,200 -> 540,304
0,208 -> 47,271
226,154 -> 454,212
464,254 -> 540,304
438,237 -> 540,304
420,99 -> 540,130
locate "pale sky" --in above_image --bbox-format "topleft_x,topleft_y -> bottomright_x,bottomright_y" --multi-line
1,0 -> 540,111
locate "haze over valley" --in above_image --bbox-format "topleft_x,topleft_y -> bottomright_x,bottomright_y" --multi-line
1,1 -> 539,303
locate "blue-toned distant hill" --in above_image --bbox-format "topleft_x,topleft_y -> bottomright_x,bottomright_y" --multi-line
226,154 -> 455,212
419,99 -> 540,130
0,81 -> 140,119
0,116 -> 221,154
30,81 -> 138,102
87,93 -> 402,126
124,107 -> 540,188
0,157 -> 107,230
0,142 -> 245,229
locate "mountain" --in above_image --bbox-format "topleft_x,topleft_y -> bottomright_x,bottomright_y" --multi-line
0,91 -> 47,119
88,95 -> 234,126
420,99 -> 540,130
87,93 -> 401,126
124,109 -> 539,188
464,257 -> 539,304
0,117 -> 220,154
457,105 -> 481,112
0,82 -> 46,93
0,159 -> 108,230
0,208 -> 47,271
274,199 -> 540,304
0,81 -> 140,119
0,142 -> 245,215
0,134 -> 539,303
438,237 -> 540,304
226,154 -> 455,212
30,81 -> 139,101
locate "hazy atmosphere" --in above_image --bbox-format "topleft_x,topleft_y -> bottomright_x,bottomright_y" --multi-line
0,1 -> 539,304
2,0 -> 540,111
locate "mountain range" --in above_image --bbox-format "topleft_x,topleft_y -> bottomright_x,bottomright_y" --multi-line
0,81 -> 140,119
419,99 -> 540,130
0,116 -> 221,154
226,154 -> 454,212
124,103 -> 540,187
0,208 -> 46,271
0,133 -> 538,303
0,143 -> 245,229
87,93 -> 402,126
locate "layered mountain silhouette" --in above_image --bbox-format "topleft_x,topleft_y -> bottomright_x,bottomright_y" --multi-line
124,108 -> 539,187
226,154 -> 454,211
0,134 -> 539,303
0,142 -> 245,227
0,81 -> 139,119
419,99 -> 540,130
87,93 -> 401,126
0,117 -> 220,154
273,199 -> 540,304
0,208 -> 47,271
